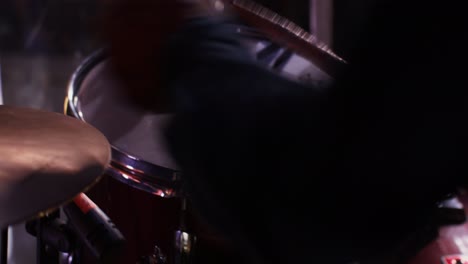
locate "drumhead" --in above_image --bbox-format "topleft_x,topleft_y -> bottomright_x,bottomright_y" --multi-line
66,50 -> 180,197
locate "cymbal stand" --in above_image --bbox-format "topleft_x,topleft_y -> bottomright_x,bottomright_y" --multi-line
25,210 -> 76,264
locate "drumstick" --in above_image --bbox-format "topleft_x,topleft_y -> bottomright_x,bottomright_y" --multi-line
229,0 -> 347,76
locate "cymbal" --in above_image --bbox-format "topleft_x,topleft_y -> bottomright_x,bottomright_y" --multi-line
0,105 -> 111,228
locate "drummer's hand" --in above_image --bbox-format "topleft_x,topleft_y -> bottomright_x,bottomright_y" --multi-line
102,0 -> 223,112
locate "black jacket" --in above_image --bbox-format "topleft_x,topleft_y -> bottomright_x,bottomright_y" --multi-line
164,3 -> 468,263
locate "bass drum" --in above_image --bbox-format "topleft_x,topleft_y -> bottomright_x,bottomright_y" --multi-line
65,22 -> 340,263
408,191 -> 468,264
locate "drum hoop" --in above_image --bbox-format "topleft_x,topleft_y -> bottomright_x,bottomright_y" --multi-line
65,49 -> 180,197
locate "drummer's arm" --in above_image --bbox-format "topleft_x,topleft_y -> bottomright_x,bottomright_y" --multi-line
164,15 -> 329,263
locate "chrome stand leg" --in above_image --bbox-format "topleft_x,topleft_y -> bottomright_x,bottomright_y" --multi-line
1,228 -> 8,264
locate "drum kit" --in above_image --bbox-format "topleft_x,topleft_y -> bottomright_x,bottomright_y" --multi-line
0,1 -> 341,263
60,1 -> 342,263
2,0 -> 467,264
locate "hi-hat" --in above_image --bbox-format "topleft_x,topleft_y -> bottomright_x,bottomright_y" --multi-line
0,105 -> 110,228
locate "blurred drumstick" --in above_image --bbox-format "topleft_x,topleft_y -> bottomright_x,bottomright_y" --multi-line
229,0 -> 347,76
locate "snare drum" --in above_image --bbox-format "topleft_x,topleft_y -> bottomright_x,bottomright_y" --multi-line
66,50 -> 184,263
65,50 -> 240,264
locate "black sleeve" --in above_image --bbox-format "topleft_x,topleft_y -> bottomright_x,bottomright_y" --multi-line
162,9 -> 468,263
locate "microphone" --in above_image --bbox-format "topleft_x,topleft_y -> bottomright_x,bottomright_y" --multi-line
63,193 -> 126,264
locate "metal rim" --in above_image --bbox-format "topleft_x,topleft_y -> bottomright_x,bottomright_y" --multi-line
65,49 -> 180,198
